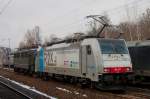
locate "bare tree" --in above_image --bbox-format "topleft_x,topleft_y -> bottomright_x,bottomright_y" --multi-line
25,30 -> 36,47
119,8 -> 150,41
43,34 -> 61,46
139,8 -> 150,40
19,41 -> 26,49
19,26 -> 41,48
49,34 -> 61,43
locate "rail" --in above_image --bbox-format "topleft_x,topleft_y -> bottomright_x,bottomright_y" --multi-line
0,80 -> 32,99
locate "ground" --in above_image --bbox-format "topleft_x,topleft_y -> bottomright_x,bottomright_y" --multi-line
0,67 -> 145,99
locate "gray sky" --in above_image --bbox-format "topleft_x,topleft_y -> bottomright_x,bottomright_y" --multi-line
0,0 -> 149,48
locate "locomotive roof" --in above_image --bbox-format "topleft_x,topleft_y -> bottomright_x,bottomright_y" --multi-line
45,38 -> 124,50
127,40 -> 150,47
46,42 -> 79,50
14,48 -> 37,53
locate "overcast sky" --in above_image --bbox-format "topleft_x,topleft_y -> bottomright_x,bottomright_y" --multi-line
0,0 -> 149,48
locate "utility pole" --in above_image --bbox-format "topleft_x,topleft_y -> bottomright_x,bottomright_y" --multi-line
35,26 -> 41,46
8,38 -> 10,70
0,38 -> 11,69
125,4 -> 133,41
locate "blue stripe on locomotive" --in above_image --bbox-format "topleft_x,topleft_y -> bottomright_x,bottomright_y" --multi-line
38,47 -> 45,72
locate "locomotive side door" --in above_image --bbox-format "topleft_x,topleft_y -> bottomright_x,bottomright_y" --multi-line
81,46 -> 87,76
81,45 -> 96,80
86,45 -> 96,81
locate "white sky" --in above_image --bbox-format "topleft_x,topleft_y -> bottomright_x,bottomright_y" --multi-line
0,0 -> 149,48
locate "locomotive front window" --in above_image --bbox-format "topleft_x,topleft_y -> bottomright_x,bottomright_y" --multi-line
99,40 -> 128,54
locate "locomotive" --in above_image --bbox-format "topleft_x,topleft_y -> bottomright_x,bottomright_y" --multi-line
127,40 -> 150,83
0,47 -> 11,67
14,38 -> 132,90
14,49 -> 37,74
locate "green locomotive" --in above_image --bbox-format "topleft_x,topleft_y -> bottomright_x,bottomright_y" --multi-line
14,49 -> 37,74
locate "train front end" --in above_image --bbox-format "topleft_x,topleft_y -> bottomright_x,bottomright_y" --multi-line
98,39 -> 133,90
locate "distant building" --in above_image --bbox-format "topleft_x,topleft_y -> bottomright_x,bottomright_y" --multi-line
0,47 -> 11,66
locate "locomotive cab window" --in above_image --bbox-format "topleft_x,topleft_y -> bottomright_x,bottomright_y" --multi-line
99,39 -> 128,54
86,45 -> 91,55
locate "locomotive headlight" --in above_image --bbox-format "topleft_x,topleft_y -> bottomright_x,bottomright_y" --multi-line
103,67 -> 132,73
104,68 -> 110,73
126,67 -> 131,72
126,67 -> 130,71
104,68 -> 108,72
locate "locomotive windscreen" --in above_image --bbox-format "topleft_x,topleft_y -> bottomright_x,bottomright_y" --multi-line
99,40 -> 128,54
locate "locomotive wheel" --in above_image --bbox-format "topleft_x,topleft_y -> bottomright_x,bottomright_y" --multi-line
14,67 -> 18,72
63,76 -> 71,83
70,77 -> 77,84
42,73 -> 50,81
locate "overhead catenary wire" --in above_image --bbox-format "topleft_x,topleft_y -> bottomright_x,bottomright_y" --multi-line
102,0 -> 150,23
0,0 -> 12,15
41,0 -> 150,40
43,0 -> 150,30
101,0 -> 140,14
42,0 -> 100,27
0,0 -> 5,6
44,18 -> 86,36
43,0 -> 145,27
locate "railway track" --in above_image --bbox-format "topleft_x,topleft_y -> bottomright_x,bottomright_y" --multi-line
0,80 -> 32,99
114,87 -> 150,99
126,87 -> 150,99
1,67 -> 150,99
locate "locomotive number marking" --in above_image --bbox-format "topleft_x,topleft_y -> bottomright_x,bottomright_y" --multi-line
45,51 -> 56,66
